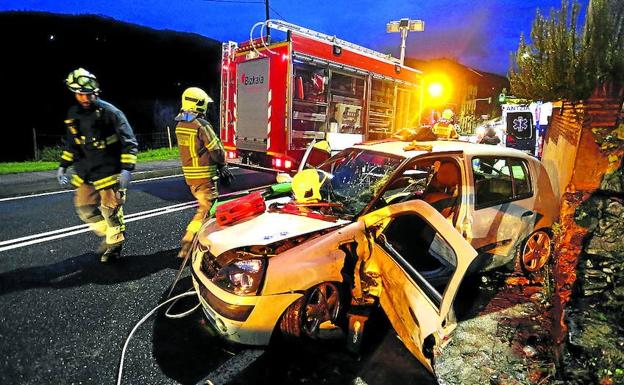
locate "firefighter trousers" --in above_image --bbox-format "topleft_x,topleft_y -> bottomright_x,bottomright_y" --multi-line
179,182 -> 217,258
74,183 -> 126,246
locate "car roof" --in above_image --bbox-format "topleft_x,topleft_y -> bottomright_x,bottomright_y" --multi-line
352,139 -> 535,160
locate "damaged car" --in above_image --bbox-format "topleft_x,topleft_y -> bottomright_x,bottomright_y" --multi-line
190,139 -> 558,372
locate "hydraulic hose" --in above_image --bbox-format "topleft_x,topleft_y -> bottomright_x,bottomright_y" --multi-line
116,290 -> 198,385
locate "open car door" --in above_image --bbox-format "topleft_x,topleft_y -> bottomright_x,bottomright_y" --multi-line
361,200 -> 477,372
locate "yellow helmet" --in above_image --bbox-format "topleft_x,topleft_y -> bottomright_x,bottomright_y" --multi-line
292,169 -> 329,204
182,87 -> 213,113
65,68 -> 99,94
441,109 -> 454,120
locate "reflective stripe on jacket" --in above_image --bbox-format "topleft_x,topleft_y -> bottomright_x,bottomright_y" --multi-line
59,99 -> 138,190
175,116 -> 225,186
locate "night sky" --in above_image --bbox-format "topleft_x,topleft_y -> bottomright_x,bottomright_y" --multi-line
1,0 -> 589,75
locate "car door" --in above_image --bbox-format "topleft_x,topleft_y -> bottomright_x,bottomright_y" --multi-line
360,200 -> 477,372
468,156 -> 536,269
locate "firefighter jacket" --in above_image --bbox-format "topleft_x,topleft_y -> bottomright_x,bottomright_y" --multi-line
60,99 -> 138,190
174,112 -> 225,186
432,121 -> 459,140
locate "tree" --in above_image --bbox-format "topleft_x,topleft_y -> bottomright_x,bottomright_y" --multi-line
509,0 -> 624,101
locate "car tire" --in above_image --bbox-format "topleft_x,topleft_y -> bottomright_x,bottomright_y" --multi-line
279,282 -> 343,339
520,229 -> 553,273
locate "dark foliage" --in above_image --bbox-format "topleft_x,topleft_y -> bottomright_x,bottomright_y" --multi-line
0,12 -> 221,161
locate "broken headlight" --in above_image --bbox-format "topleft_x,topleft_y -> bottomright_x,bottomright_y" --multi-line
212,259 -> 266,296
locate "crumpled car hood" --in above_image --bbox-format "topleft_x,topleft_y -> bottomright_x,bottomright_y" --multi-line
198,211 -> 350,257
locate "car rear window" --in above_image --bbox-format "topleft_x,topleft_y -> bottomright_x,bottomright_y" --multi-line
472,157 -> 533,209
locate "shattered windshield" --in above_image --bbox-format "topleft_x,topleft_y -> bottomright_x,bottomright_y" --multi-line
316,148 -> 403,217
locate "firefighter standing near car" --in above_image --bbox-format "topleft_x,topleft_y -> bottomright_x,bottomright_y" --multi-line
57,68 -> 138,262
175,87 -> 233,259
432,108 -> 460,139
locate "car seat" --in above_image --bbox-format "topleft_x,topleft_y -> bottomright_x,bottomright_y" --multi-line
423,161 -> 461,219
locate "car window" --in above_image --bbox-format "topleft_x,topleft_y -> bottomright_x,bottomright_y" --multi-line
472,157 -> 533,209
379,213 -> 458,308
378,161 -> 434,205
317,149 -> 403,217
509,158 -> 532,197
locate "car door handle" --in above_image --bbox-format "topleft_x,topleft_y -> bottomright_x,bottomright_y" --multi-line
521,210 -> 534,218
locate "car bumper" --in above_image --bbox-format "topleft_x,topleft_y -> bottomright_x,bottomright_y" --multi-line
191,259 -> 302,345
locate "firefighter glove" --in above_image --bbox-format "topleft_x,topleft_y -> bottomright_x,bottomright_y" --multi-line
116,188 -> 127,204
56,167 -> 69,186
119,169 -> 132,190
218,164 -> 234,186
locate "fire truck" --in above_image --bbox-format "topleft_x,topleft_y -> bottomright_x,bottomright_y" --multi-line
219,20 -> 424,171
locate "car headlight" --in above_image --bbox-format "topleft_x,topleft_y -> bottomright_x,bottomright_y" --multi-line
212,259 -> 266,296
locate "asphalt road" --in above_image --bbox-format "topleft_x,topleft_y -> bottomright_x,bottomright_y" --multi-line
0,168 -> 437,385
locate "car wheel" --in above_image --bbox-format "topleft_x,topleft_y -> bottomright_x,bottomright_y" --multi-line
521,229 -> 552,273
279,282 -> 343,339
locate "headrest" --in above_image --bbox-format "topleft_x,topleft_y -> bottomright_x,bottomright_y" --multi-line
436,162 -> 461,187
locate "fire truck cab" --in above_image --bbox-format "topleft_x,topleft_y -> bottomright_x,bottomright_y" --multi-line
220,20 -> 423,172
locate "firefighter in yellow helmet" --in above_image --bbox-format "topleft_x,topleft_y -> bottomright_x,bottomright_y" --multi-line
175,87 -> 232,258
292,169 -> 329,204
57,68 -> 138,262
432,108 -> 460,140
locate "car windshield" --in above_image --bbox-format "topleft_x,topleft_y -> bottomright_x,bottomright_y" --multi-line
316,148 -> 404,217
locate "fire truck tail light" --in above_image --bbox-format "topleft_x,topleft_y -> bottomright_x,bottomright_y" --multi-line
282,54 -> 289,61
272,157 -> 294,170
227,151 -> 237,159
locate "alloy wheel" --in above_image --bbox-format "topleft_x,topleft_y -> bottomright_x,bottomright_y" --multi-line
521,230 -> 552,272
302,282 -> 341,338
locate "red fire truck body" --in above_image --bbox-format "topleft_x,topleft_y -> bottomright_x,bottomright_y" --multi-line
220,21 -> 423,171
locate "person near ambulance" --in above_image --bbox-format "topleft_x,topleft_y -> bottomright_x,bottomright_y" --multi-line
57,68 -> 138,263
479,125 -> 502,145
175,87 -> 233,259
432,109 -> 460,140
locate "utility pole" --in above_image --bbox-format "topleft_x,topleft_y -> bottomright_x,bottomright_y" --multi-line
265,0 -> 271,40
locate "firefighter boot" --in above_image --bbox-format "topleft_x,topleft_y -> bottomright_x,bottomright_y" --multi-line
100,242 -> 123,263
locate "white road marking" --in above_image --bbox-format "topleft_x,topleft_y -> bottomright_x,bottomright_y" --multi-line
0,183 -> 272,253
0,168 -> 241,202
0,188 -> 73,202
195,349 -> 264,385
0,174 -> 182,202
0,201 -> 198,246
0,201 -> 198,253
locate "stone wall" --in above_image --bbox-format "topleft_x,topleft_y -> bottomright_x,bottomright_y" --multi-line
541,84 -> 624,384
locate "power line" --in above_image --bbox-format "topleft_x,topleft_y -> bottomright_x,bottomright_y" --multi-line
269,6 -> 287,21
202,0 -> 264,4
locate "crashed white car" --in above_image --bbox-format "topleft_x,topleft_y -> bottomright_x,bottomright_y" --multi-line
190,140 -> 558,371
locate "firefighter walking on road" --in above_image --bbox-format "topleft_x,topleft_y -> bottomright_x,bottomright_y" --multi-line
57,68 -> 138,263
175,87 -> 233,259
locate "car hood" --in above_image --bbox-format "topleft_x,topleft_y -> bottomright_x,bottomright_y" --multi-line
198,211 -> 350,257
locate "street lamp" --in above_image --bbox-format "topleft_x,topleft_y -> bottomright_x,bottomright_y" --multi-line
386,18 -> 425,66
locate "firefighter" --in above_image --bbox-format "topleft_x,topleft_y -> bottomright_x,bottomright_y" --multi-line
175,87 -> 233,259
432,109 -> 460,139
57,68 -> 138,262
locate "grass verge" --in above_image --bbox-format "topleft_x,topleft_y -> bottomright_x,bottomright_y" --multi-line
0,147 -> 180,175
